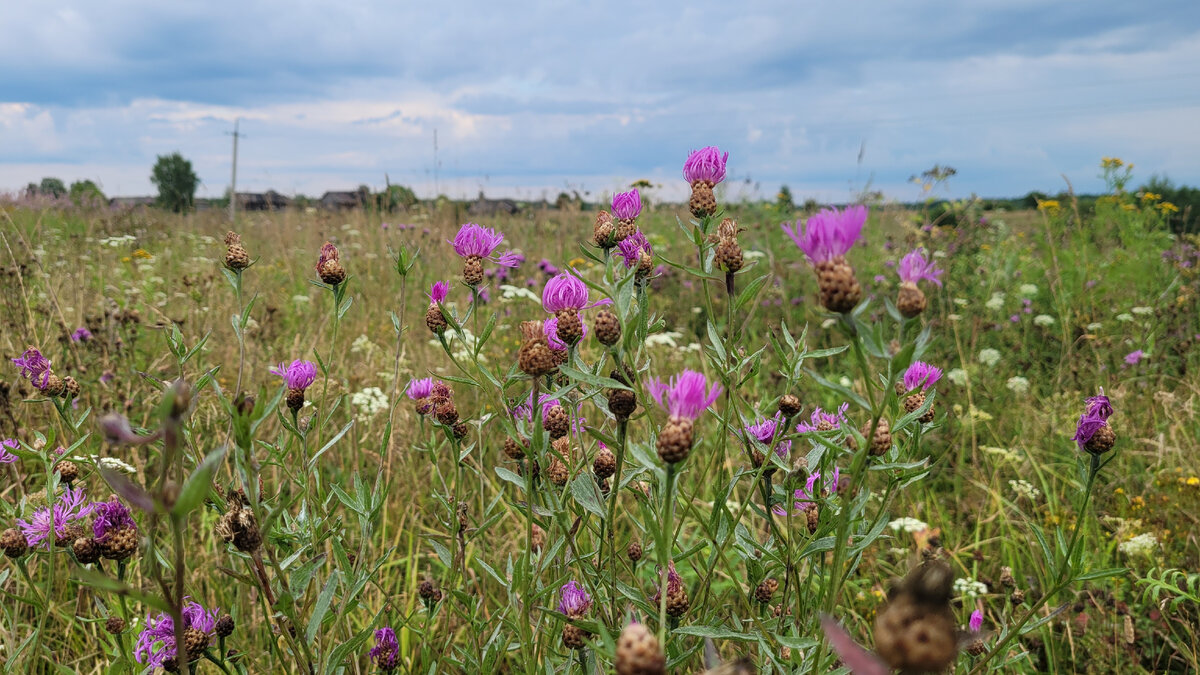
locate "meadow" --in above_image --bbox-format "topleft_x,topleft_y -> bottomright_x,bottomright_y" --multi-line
0,154 -> 1198,674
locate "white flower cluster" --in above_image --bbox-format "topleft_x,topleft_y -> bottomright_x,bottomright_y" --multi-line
946,368 -> 969,386
1130,306 -> 1154,316
1006,376 -> 1030,394
978,348 -> 1001,367
350,334 -> 378,355
1009,479 -> 1041,501
499,285 -> 541,302
90,456 -> 137,475
351,387 -> 388,420
985,292 -> 1006,311
99,235 -> 137,248
953,577 -> 989,599
887,517 -> 929,533
1118,533 -> 1158,557
1018,284 -> 1039,296
982,446 -> 1020,462
1033,314 -> 1056,327
645,332 -> 684,348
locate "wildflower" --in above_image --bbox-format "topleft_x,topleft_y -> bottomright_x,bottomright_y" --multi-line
517,320 -> 557,377
953,578 -> 988,599
71,327 -> 93,342
216,493 -> 263,553
1073,389 -> 1116,454
94,456 -> 137,475
134,599 -> 219,668
887,517 -> 928,533
1006,376 -> 1030,394
985,293 -> 1005,311
1018,284 -> 1038,296
11,346 -> 54,391
315,241 -> 346,285
611,189 -> 642,241
773,467 -> 841,517
795,403 -> 850,433
713,218 -> 745,274
425,280 -> 450,334
745,413 -> 792,462
1033,314 -> 1055,327
902,361 -> 942,423
647,370 -> 722,463
1117,533 -> 1157,557
450,223 -> 520,286
542,272 -> 609,345
17,486 -> 95,549
781,205 -> 867,313
369,626 -> 400,672
978,348 -> 1001,367
615,231 -> 653,276
351,387 -> 388,420
1159,202 -> 1179,214
224,231 -> 251,271
969,610 -> 984,633
896,248 -> 944,318
652,561 -> 690,617
1131,306 -> 1153,316
1009,479 -> 1041,501
0,438 -> 18,464
615,622 -> 666,675
271,360 -> 318,413
92,497 -> 140,560
593,309 -> 621,347
406,377 -> 439,415
683,146 -> 728,217
1124,350 -> 1145,365
558,581 -> 593,649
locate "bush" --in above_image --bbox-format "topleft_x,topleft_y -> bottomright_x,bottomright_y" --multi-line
150,152 -> 200,213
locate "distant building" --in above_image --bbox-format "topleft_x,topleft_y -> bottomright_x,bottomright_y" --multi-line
236,190 -> 292,211
468,191 -> 519,217
108,196 -> 156,209
320,189 -> 367,210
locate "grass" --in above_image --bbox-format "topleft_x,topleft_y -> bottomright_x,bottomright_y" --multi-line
0,173 -> 1198,674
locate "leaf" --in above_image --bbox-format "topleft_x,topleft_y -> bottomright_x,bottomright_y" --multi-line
1076,567 -> 1127,582
337,295 -> 354,320
306,571 -> 340,644
672,625 -> 756,642
569,476 -> 606,520
172,446 -> 227,517
558,364 -> 631,391
98,468 -> 159,514
733,273 -> 770,312
309,420 -> 354,470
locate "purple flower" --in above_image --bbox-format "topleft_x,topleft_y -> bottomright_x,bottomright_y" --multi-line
873,275 -> 887,283
781,205 -> 868,265
651,561 -> 685,604
683,146 -> 729,185
795,403 -> 850,433
612,189 -> 642,220
542,272 -> 609,313
772,467 -> 841,516
270,360 -> 317,391
450,223 -> 519,267
542,316 -> 587,351
557,580 -> 592,616
17,486 -> 96,548
100,370 -> 115,384
428,281 -> 449,304
134,599 -> 218,668
71,327 -> 93,342
897,248 -> 944,287
1010,314 -> 1020,323
92,497 -> 138,541
538,258 -> 560,276
406,378 -> 435,400
646,370 -> 722,421
1072,389 -> 1114,449
316,242 -> 340,272
0,438 -> 18,464
12,346 -> 53,390
745,414 -> 792,459
1124,350 -> 1145,365
369,626 -> 400,669
903,362 -> 942,392
969,609 -> 984,633
615,231 -> 652,270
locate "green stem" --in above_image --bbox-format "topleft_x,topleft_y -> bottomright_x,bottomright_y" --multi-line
657,463 -> 677,646
605,419 -> 628,623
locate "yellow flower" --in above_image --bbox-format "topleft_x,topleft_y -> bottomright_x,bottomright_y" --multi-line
568,257 -> 587,268
1121,204 -> 1137,211
133,249 -> 153,259
1131,496 -> 1145,510
1114,487 -> 1125,495
1101,157 -> 1125,169
1185,476 -> 1199,487
1159,202 -> 1179,214
1140,192 -> 1161,202
980,244 -> 991,250
121,256 -> 132,263
1036,199 -> 1061,212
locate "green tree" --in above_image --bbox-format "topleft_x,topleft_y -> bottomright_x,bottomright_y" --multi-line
69,180 -> 106,206
38,177 -> 67,198
151,152 -> 200,213
775,184 -> 794,213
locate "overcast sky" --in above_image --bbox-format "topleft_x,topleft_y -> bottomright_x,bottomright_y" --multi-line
2,1 -> 1199,201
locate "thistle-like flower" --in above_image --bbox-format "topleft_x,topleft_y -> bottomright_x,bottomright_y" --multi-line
612,189 -> 642,241
896,248 -> 944,318
902,361 -> 943,423
517,320 -> 557,377
616,231 -> 654,278
796,403 -> 850,433
558,581 -> 594,649
683,146 -> 728,217
133,599 -> 219,668
772,468 -> 840,517
745,413 -> 792,463
17,486 -> 95,549
451,223 -> 520,285
651,561 -> 690,618
426,280 -> 450,334
11,346 -> 56,392
271,359 -> 318,413
542,272 -> 609,346
407,377 -> 441,415
0,438 -> 18,464
782,205 -> 868,313
369,626 -> 400,672
1072,390 -> 1116,454
315,241 -> 346,285
92,496 -> 139,560
647,370 -> 722,464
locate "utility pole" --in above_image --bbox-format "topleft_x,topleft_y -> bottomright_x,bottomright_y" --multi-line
433,128 -> 440,198
227,119 -> 242,223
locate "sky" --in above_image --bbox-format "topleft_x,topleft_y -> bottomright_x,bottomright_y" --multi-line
2,1 -> 1200,202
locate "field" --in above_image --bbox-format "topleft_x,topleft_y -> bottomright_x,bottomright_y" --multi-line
1,164 -> 1199,674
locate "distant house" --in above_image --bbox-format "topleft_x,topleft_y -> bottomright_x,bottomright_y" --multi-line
236,190 -> 292,211
468,191 -> 519,217
320,190 -> 367,210
108,196 -> 156,209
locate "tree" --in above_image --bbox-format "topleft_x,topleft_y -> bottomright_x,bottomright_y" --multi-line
151,152 -> 199,213
775,185 -> 794,213
38,177 -> 67,198
69,180 -> 106,206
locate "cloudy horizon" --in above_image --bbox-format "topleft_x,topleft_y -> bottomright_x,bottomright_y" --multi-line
3,1 -> 1199,203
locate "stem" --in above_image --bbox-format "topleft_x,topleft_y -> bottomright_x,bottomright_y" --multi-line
605,419 -> 628,623
657,463 -> 677,646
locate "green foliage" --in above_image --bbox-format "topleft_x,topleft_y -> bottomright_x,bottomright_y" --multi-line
38,177 -> 67,198
775,184 -> 794,214
68,179 -> 105,206
150,152 -> 199,213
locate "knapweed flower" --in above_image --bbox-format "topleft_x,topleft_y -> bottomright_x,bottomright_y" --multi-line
369,626 -> 400,671
272,359 -> 317,413
611,189 -> 643,234
772,467 -> 841,517
17,486 -> 95,548
781,206 -> 868,313
745,413 -> 792,460
134,599 -> 219,668
683,146 -> 728,217
407,377 -> 440,415
0,438 -> 18,464
651,561 -> 690,617
1124,350 -> 1145,365
451,223 -> 520,285
615,231 -> 653,276
647,370 -> 722,463
969,610 -> 984,633
542,272 -> 609,346
425,280 -> 450,334
557,580 -> 592,617
315,241 -> 346,285
1073,390 -> 1116,454
12,346 -> 55,391
796,403 -> 850,433
71,327 -> 93,342
92,496 -> 140,559
902,361 -> 942,423
543,316 -> 586,355
896,248 -> 944,318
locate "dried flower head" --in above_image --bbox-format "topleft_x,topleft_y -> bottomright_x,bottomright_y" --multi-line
315,241 -> 346,285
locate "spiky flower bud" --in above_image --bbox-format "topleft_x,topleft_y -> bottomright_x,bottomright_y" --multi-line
627,540 -> 643,563
593,445 -> 616,479
999,566 -> 1015,589
594,309 -> 621,346
419,578 -> 443,604
689,181 -> 717,218
544,404 -> 570,439
73,536 -> 101,564
214,615 -> 235,638
56,460 -> 79,483
518,321 -> 557,377
224,232 -> 251,271
503,436 -> 527,460
316,242 -> 346,286
897,282 -> 927,318
61,376 -> 80,399
435,399 -> 459,426
2,528 -> 28,558
530,523 -> 546,552
425,305 -> 448,334
861,418 -> 892,456
215,495 -> 262,554
616,622 -> 665,675
1084,424 -> 1116,455
106,616 -> 126,635
656,417 -> 694,464
754,577 -> 779,604
462,255 -> 484,286
778,394 -> 802,418
452,421 -> 469,440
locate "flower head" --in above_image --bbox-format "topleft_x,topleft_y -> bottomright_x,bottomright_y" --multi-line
898,248 -> 944,287
12,346 -> 53,389
543,316 -> 587,351
369,627 -> 400,669
451,223 -> 519,267
1072,389 -> 1114,449
745,414 -> 792,459
406,378 -> 435,400
772,467 -> 841,516
612,189 -> 642,220
134,599 -> 218,668
0,438 -> 18,464
71,327 -> 94,342
270,360 -> 317,391
651,561 -> 685,603
646,370 -> 722,420
683,147 -> 729,185
795,403 -> 850,433
428,281 -> 449,304
542,272 -> 608,313
615,231 -> 652,269
781,205 -> 867,265
903,361 -> 943,392
969,609 -> 984,633
18,486 -> 95,548
316,241 -> 340,271
1124,350 -> 1145,365
92,497 -> 137,541
557,580 -> 592,616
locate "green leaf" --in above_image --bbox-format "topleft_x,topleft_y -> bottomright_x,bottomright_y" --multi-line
306,571 -> 340,643
172,446 -> 227,517
338,295 -> 355,319
734,273 -> 770,312
1075,567 -> 1127,582
309,420 -> 354,470
558,364 -> 631,391
672,625 -> 755,642
569,475 -> 606,520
